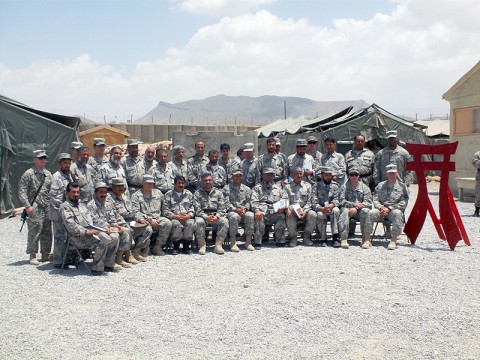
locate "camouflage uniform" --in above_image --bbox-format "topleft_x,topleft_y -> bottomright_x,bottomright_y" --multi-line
321,152 -> 346,186
222,183 -> 254,239
70,161 -> 96,203
199,163 -> 227,189
131,189 -> 172,250
218,157 -> 241,183
283,180 -> 317,239
148,162 -> 176,194
370,180 -> 409,236
187,154 -> 209,190
373,146 -> 412,186
251,182 -> 287,245
19,167 -> 52,255
170,159 -> 189,186
49,171 -> 73,265
122,156 -> 152,195
287,153 -> 315,182
162,189 -> 196,241
60,199 -> 118,272
241,158 -> 257,187
87,197 -> 131,251
472,151 -> 480,208
193,188 -> 229,240
345,148 -> 375,186
251,153 -> 287,185
100,161 -> 127,189
338,181 -> 373,239
312,179 -> 341,240
87,155 -> 109,175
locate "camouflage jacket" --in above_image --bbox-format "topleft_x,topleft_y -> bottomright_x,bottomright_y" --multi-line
162,189 -> 195,220
320,152 -> 346,184
187,154 -> 209,188
49,171 -> 73,221
345,148 -> 374,185
222,183 -> 252,212
472,151 -> 480,180
60,199 -> 93,241
87,155 -> 109,175
339,181 -> 372,209
311,180 -> 340,211
252,153 -> 287,184
19,167 -> 52,208
287,153 -> 315,182
108,193 -> 134,224
373,180 -> 409,211
373,146 -> 412,186
251,182 -> 287,214
100,161 -> 127,188
148,163 -> 176,193
193,188 -> 227,219
131,189 -> 165,222
86,197 -> 122,228
283,180 -> 312,212
199,163 -> 227,189
71,161 -> 96,203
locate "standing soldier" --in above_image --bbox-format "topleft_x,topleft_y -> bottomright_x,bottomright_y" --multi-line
199,149 -> 227,189
149,148 -> 175,194
88,138 -> 109,174
283,168 -> 317,247
170,145 -> 189,187
122,139 -> 147,195
219,143 -> 240,183
369,164 -> 409,250
100,145 -> 127,189
274,137 -> 288,163
345,135 -> 375,188
19,150 -> 53,265
187,140 -> 209,192
70,146 -> 96,203
321,137 -> 346,187
373,130 -> 412,186
241,143 -> 257,187
162,175 -> 196,254
223,169 -> 255,252
70,141 -> 83,163
306,135 -> 322,175
251,137 -> 287,187
287,139 -> 315,182
312,166 -> 341,247
49,153 -> 74,268
472,150 -> 480,217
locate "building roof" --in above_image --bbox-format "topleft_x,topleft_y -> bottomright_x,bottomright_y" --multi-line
79,124 -> 130,137
442,60 -> 480,101
414,119 -> 450,137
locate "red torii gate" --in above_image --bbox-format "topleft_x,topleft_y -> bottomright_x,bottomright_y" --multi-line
403,142 -> 470,250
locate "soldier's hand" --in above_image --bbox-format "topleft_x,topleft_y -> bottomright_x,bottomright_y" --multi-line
26,206 -> 34,216
254,211 -> 264,221
348,207 -> 357,216
287,209 -> 294,218
151,219 -> 159,229
85,229 -> 99,236
354,202 -> 364,209
117,226 -> 125,234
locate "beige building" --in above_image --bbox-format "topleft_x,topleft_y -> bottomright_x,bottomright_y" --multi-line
443,60 -> 480,199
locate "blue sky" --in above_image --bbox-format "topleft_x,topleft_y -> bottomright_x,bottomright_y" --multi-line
1,0 -> 478,122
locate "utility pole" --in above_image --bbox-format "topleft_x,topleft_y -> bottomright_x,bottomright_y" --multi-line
284,100 -> 287,120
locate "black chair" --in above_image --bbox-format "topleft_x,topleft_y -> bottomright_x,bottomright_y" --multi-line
60,234 -> 92,274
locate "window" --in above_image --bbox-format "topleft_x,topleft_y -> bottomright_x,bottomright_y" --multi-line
454,106 -> 480,135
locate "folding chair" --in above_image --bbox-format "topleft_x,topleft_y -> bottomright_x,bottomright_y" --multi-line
60,235 -> 92,274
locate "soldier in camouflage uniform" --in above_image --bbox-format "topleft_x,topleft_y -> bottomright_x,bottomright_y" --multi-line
251,167 -> 287,249
274,137 -> 288,163
187,140 -> 209,192
60,182 -> 119,275
87,138 -> 109,175
87,182 -> 132,268
100,145 -> 127,190
338,168 -> 373,249
373,130 -> 412,186
369,164 -> 409,250
162,175 -> 196,254
284,168 -> 317,247
122,139 -> 152,195
199,149 -> 227,189
170,145 -> 189,188
149,148 -> 175,194
131,174 -> 172,259
194,172 -> 229,255
223,169 -> 255,252
345,135 -> 375,188
19,150 -> 53,265
218,143 -> 240,183
472,150 -> 480,217
241,143 -> 257,187
49,153 -> 74,268
287,139 -> 315,182
312,166 -> 341,247
250,137 -> 287,186
321,137 -> 346,187
70,141 -> 83,163
306,135 -> 322,176
71,146 -> 96,203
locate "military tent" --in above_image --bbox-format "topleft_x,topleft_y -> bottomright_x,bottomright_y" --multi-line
0,95 -> 80,218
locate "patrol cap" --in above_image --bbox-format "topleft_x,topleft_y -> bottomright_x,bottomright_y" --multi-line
348,167 -> 360,175
386,164 -> 398,173
274,137 -> 281,145
386,130 -> 397,139
142,174 -> 155,183
126,138 -> 140,146
320,166 -> 333,174
70,141 -> 83,149
173,145 -> 185,152
307,135 -> 318,143
57,152 -> 72,162
111,177 -> 125,186
94,182 -> 108,190
243,143 -> 254,152
93,138 -> 106,146
33,150 -> 47,158
296,139 -> 308,146
262,167 -> 275,174
232,169 -> 243,176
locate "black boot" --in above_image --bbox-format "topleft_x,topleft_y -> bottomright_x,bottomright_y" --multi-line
173,240 -> 180,255
474,207 -> 480,217
332,234 -> 341,248
182,240 -> 192,254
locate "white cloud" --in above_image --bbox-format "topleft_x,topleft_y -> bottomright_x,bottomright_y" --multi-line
172,0 -> 276,17
1,0 -> 479,121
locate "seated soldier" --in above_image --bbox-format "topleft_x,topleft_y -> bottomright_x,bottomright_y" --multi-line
108,177 -> 152,265
338,167 -> 373,249
194,172 -> 229,255
87,182 -> 132,268
284,167 -> 317,247
131,175 -> 172,260
162,175 -> 196,254
251,167 -> 287,249
312,166 -> 341,247
60,182 -> 119,275
223,169 -> 255,252
368,164 -> 409,250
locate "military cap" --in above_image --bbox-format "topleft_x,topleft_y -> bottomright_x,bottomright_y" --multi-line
232,169 -> 243,176
93,138 -> 106,146
33,150 -> 47,158
386,164 -> 398,173
307,135 -> 318,143
274,137 -> 281,145
386,130 -> 398,139
296,139 -> 308,146
94,182 -> 108,190
262,167 -> 275,174
320,166 -> 333,174
70,141 -> 83,149
173,145 -> 185,152
126,138 -> 140,146
348,167 -> 360,175
57,152 -> 72,162
142,174 -> 155,183
111,177 -> 125,186
243,143 -> 254,152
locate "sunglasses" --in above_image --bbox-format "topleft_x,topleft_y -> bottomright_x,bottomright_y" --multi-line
37,156 -> 47,160
349,173 -> 360,177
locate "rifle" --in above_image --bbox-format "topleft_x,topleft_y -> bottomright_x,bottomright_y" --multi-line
19,174 -> 46,233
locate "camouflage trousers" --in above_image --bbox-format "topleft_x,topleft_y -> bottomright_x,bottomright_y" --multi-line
254,212 -> 286,245
170,219 -> 195,241
286,210 -> 317,238
316,207 -> 340,240
227,211 -> 254,238
476,179 -> 480,207
195,217 -> 229,240
52,220 -> 68,265
71,232 -> 118,272
338,207 -> 371,239
132,225 -> 152,251
112,229 -> 131,251
369,209 -> 404,236
149,218 -> 173,247
26,205 -> 52,255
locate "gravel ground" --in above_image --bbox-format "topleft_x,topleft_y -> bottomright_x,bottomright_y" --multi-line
1,182 -> 479,360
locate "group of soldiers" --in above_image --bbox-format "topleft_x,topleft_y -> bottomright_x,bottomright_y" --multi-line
19,130 -> 413,275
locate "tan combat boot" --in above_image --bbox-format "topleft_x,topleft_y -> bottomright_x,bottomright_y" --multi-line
244,235 -> 255,251
341,239 -> 349,249
214,236 -> 225,255
361,234 -> 372,249
388,235 -> 398,250
116,251 -> 131,268
113,263 -> 123,270
41,253 -> 52,262
133,249 -> 147,262
197,237 -> 207,255
230,236 -> 240,252
125,250 -> 139,265
29,253 -> 39,265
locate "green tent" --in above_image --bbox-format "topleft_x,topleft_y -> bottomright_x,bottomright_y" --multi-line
0,95 -> 80,218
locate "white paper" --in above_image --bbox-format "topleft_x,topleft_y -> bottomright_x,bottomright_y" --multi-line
129,220 -> 136,226
273,199 -> 287,212
324,201 -> 329,208
292,203 -> 303,218
303,161 -> 313,171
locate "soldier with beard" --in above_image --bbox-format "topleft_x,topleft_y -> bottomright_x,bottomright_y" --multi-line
100,145 -> 127,190
250,137 -> 287,186
149,148 -> 175,194
71,146 -> 96,203
287,139 -> 315,182
122,139 -> 155,195
187,140 -> 208,192
170,145 -> 189,188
